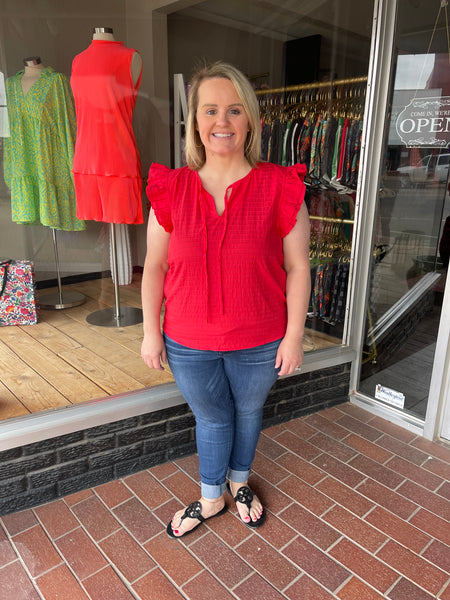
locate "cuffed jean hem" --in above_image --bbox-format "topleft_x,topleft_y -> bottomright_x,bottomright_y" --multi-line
201,467 -> 250,499
227,468 -> 251,484
201,482 -> 227,500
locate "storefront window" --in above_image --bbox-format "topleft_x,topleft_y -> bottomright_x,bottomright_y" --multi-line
358,0 -> 450,420
168,0 -> 373,354
0,0 -> 374,423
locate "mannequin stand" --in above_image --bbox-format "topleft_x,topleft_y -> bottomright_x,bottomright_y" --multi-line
39,229 -> 86,310
86,223 -> 143,327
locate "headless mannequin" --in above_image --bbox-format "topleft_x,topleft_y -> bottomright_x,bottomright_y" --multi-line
16,58 -> 85,309
79,28 -> 143,324
92,27 -> 142,87
21,56 -> 45,96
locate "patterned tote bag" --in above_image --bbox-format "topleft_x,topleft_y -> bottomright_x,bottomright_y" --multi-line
0,260 -> 39,325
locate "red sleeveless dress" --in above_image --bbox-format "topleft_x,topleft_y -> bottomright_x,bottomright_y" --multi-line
71,40 -> 143,224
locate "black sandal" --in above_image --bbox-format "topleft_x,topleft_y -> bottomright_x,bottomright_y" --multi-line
166,500 -> 227,538
227,483 -> 266,528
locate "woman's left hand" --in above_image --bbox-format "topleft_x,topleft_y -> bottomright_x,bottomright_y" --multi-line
275,335 -> 304,376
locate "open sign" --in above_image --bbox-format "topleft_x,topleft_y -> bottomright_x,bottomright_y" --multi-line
395,96 -> 450,148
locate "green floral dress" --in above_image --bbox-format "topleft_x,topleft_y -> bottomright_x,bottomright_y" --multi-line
3,66 -> 85,231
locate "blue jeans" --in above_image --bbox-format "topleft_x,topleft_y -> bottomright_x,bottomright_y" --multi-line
164,334 -> 281,500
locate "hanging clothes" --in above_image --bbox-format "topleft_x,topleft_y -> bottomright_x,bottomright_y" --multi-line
281,120 -> 292,166
261,121 -> 271,161
310,257 -> 350,323
284,120 -> 297,167
3,66 -> 84,231
349,121 -> 363,188
290,120 -> 302,165
309,114 -> 324,182
314,117 -> 328,181
337,117 -> 350,182
321,116 -> 337,182
267,118 -> 281,164
298,116 -> 313,168
258,90 -> 363,190
256,79 -> 364,326
307,188 -> 334,234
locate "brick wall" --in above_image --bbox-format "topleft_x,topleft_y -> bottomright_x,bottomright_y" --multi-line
0,363 -> 350,516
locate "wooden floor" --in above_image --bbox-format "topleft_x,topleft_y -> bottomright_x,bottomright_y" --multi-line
0,275 -> 339,422
0,275 -> 174,422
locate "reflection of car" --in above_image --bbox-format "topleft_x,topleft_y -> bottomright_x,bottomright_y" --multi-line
397,153 -> 450,186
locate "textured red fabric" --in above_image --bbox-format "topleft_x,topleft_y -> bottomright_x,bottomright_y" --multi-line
146,161 -> 307,350
71,40 -> 143,224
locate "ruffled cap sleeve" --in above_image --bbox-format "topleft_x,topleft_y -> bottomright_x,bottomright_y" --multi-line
146,162 -> 173,232
278,162 -> 307,237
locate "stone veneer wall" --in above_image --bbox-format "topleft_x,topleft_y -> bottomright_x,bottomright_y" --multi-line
0,363 -> 350,516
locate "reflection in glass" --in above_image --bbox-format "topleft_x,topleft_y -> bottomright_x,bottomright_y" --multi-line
0,0 -> 375,422
359,0 -> 450,419
169,0 -> 374,353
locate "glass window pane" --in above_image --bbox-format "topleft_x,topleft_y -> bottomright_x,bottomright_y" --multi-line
358,0 -> 450,420
0,0 -> 374,422
169,0 -> 374,354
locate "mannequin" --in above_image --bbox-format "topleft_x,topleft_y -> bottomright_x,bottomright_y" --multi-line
4,56 -> 84,232
71,27 -> 144,225
4,55 -> 86,309
92,27 -> 142,87
71,27 -> 144,325
21,56 -> 45,96
91,28 -> 140,288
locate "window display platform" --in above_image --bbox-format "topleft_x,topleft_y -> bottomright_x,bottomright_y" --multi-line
0,275 -> 173,422
0,274 -> 340,422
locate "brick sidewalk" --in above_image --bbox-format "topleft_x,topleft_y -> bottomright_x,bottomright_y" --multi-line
0,402 -> 449,599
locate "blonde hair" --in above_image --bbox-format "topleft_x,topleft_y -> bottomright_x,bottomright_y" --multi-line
185,61 -> 261,170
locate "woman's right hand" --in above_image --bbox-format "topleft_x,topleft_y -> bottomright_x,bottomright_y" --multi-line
141,332 -> 168,370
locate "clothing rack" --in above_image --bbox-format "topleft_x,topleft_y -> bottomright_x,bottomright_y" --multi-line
254,75 -> 368,96
308,209 -> 355,325
310,215 -> 354,225
259,74 -> 368,191
257,75 -> 367,125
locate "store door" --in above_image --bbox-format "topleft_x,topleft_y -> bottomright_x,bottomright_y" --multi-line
357,0 -> 450,428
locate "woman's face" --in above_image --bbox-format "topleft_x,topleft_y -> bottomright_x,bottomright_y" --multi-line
195,77 -> 250,161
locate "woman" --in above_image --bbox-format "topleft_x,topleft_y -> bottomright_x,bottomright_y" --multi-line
141,61 -> 310,538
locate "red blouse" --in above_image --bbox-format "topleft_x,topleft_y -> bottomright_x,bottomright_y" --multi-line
146,161 -> 306,350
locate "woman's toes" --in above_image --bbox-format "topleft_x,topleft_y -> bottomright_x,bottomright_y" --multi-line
169,498 -> 225,537
239,508 -> 251,523
250,504 -> 262,522
171,509 -> 183,528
